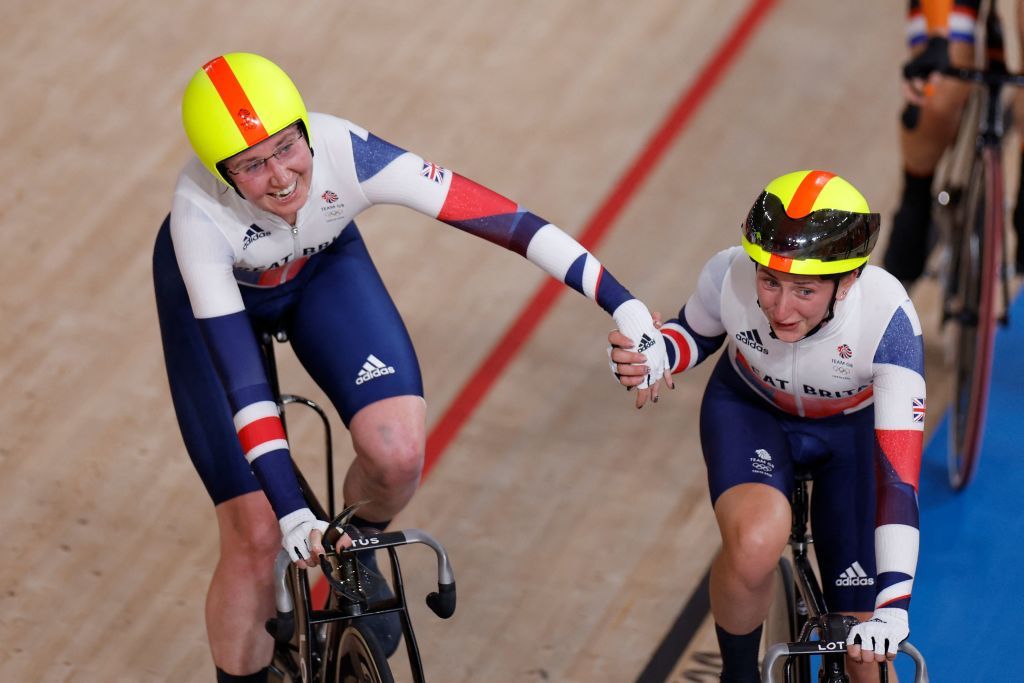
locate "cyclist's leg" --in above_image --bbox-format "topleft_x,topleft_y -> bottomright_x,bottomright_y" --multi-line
700,357 -> 795,682
806,409 -> 894,683
153,217 -> 279,680
287,223 -> 421,657
288,222 -> 426,526
345,397 -> 426,523
885,1 -> 978,285
209,493 -> 282,679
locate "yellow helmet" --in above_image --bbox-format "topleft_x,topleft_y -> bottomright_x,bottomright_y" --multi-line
181,52 -> 310,185
741,170 -> 880,276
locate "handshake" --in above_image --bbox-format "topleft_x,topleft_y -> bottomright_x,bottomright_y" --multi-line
609,299 -> 674,409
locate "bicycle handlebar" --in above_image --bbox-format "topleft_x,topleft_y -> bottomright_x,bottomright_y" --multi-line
335,528 -> 458,619
760,639 -> 929,683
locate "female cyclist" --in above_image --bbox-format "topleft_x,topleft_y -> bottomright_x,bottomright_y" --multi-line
610,170 -> 924,682
153,52 -> 670,682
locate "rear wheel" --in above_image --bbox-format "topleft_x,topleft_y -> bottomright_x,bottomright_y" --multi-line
948,146 -> 1002,490
325,624 -> 395,683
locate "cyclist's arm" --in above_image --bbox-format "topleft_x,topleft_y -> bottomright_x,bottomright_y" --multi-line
347,123 -> 670,391
170,206 -> 307,522
658,248 -> 731,374
350,127 -> 645,315
869,300 -> 926,616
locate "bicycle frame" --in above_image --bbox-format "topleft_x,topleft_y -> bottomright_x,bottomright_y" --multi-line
936,12 -> 1018,328
270,529 -> 456,683
760,476 -> 929,683
258,332 -> 457,682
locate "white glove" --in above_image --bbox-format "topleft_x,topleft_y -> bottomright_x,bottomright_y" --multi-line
847,607 -> 909,658
611,299 -> 669,389
278,508 -> 330,562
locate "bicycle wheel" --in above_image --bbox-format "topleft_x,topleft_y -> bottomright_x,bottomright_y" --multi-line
763,557 -> 797,650
762,557 -> 813,683
948,145 -> 1003,490
325,623 -> 395,683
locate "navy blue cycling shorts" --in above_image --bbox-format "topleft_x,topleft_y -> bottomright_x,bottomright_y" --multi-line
152,216 -> 423,506
700,354 -> 878,613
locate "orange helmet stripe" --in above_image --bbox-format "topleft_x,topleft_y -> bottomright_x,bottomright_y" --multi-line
767,253 -> 794,272
786,170 -> 835,218
202,56 -> 269,147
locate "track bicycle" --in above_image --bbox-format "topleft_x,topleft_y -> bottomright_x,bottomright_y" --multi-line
760,472 -> 929,683
258,330 -> 457,683
902,0 -> 1019,490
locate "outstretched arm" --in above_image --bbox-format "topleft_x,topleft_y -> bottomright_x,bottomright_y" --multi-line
351,127 -> 671,394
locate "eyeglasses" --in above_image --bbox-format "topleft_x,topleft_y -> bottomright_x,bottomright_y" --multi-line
225,131 -> 305,179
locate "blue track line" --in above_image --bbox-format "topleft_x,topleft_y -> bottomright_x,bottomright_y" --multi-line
895,290 -> 1024,681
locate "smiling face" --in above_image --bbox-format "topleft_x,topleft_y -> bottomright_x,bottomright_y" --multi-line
754,265 -> 858,342
222,124 -> 312,224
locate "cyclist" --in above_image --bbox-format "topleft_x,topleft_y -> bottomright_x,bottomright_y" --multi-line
610,171 -> 923,682
885,0 -> 1024,285
153,52 -> 670,683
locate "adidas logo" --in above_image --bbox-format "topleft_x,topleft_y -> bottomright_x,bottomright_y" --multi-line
835,561 -> 875,587
735,329 -> 768,355
242,224 -> 269,250
637,333 -> 656,353
355,355 -> 396,385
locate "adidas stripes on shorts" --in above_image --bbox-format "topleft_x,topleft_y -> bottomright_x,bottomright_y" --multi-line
153,217 -> 423,506
699,354 -> 878,613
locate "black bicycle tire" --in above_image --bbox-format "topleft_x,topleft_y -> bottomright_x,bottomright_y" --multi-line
763,557 -> 796,648
948,145 -> 1002,490
762,557 -> 815,683
325,623 -> 395,683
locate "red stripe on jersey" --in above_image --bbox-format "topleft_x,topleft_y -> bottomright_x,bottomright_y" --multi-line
438,173 -> 518,222
661,326 -> 691,372
203,56 -> 269,147
257,257 -> 309,286
238,416 -> 287,453
787,170 -> 835,218
799,385 -> 873,418
875,429 -> 923,490
878,594 -> 911,609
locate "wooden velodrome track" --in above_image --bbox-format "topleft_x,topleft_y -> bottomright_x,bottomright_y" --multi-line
1,0 -> 1006,680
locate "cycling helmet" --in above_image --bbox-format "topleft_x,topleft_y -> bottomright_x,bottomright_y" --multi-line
181,52 -> 311,185
741,170 -> 880,276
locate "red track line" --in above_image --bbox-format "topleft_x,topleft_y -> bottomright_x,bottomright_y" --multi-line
312,0 -> 777,608
423,0 -> 778,476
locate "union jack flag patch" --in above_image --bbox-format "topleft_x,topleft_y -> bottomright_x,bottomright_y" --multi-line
912,397 -> 926,423
420,161 -> 445,183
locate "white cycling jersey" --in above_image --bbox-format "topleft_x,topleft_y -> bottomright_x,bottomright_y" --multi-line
661,246 -> 923,615
165,111 -> 661,522
170,113 -> 635,320
664,247 -> 925,422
